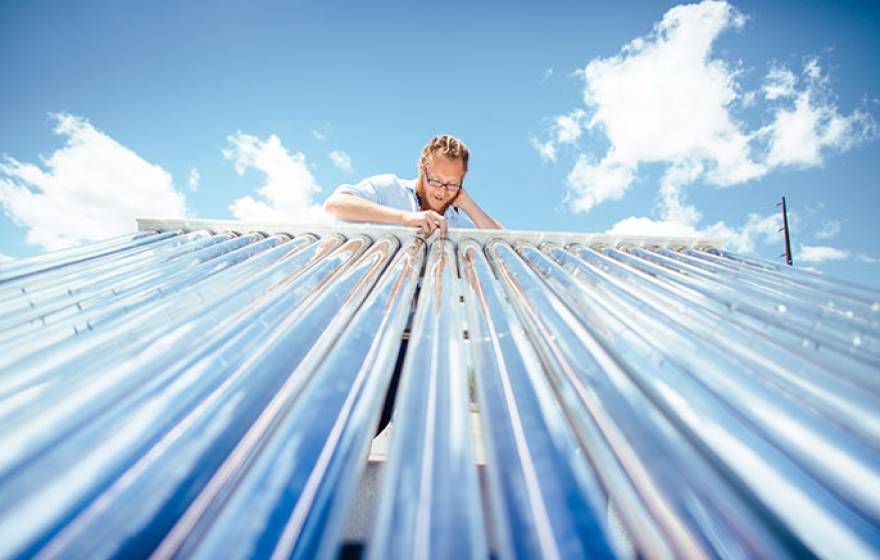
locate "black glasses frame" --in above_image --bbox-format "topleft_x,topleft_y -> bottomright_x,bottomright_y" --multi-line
423,165 -> 463,192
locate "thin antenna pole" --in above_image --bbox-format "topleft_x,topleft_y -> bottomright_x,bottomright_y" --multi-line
777,196 -> 793,266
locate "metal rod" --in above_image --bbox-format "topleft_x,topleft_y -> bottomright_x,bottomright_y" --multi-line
780,196 -> 793,266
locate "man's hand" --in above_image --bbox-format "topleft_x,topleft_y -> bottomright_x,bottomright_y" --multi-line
450,188 -> 471,209
402,210 -> 448,238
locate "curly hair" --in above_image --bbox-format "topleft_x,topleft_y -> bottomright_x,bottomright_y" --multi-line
418,134 -> 469,171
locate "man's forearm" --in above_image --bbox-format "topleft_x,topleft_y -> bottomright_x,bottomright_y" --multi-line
324,193 -> 407,225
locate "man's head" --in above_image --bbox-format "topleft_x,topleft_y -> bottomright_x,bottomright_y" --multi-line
417,134 -> 469,213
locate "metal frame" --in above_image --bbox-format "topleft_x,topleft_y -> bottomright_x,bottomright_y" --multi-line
136,216 -> 725,250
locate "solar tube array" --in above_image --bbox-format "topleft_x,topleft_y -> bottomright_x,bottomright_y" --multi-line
0,221 -> 877,560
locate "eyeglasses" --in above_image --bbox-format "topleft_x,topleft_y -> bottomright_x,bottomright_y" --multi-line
423,165 -> 462,192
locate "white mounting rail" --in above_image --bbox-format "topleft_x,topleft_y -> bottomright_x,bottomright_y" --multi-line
136,216 -> 725,249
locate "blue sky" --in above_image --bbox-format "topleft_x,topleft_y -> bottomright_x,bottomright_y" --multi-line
1,0 -> 878,287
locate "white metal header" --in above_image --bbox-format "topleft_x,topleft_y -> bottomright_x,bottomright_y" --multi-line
136,216 -> 725,249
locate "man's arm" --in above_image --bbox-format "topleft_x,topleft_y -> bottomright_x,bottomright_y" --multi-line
324,192 -> 408,225
324,193 -> 448,237
452,190 -> 503,229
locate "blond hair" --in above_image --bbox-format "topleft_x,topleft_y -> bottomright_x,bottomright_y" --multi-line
418,134 -> 470,171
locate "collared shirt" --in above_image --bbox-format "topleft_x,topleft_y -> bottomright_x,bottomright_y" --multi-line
331,174 -> 476,229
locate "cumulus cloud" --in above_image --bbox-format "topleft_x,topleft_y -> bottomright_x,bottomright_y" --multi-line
815,219 -> 841,240
225,132 -> 326,222
606,216 -> 701,238
566,154 -> 635,210
534,0 -> 876,229
607,211 -> 781,253
538,0 -> 762,216
796,244 -> 850,263
763,57 -> 876,168
533,109 -> 588,163
187,167 -> 200,192
0,253 -> 13,263
329,150 -> 354,174
857,254 -> 879,264
556,109 -> 587,144
0,113 -> 187,251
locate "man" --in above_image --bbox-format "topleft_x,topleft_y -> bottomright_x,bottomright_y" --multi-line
324,134 -> 502,236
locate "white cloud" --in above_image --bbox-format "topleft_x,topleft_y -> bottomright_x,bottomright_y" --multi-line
566,154 -> 635,211
550,0 -> 766,216
606,216 -> 701,238
542,68 -> 554,82
329,150 -> 354,174
580,1 -> 752,172
536,0 -> 876,230
815,219 -> 841,240
857,254 -> 879,264
764,57 -> 876,168
533,109 -> 587,163
187,167 -> 200,192
224,132 -> 327,222
606,211 -> 781,253
532,139 -> 557,163
312,130 -> 327,141
658,162 -> 705,225
0,253 -> 13,263
763,65 -> 797,100
556,109 -> 586,144
720,212 -> 782,253
0,113 -> 187,251
804,58 -> 821,80
796,244 -> 850,263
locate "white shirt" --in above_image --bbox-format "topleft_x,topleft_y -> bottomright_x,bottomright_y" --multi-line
331,174 -> 476,229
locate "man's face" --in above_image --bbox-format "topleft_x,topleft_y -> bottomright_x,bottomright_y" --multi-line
420,154 -> 465,213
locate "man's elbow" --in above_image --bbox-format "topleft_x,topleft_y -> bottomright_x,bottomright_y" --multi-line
323,194 -> 346,218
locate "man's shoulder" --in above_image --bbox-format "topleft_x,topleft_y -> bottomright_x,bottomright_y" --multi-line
364,173 -> 415,191
347,173 -> 417,212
